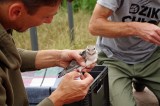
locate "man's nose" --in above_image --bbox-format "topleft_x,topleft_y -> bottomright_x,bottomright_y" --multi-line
43,17 -> 53,24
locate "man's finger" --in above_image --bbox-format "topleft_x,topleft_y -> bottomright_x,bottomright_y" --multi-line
65,70 -> 81,79
81,72 -> 94,85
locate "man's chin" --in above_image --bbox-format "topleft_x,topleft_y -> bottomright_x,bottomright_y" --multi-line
15,28 -> 28,33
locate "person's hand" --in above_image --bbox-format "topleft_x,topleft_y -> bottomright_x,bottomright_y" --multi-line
48,71 -> 94,106
81,63 -> 97,72
58,50 -> 85,67
132,22 -> 160,45
59,50 -> 96,72
35,49 -> 96,70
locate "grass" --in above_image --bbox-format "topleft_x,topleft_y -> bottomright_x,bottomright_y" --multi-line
13,8 -> 97,50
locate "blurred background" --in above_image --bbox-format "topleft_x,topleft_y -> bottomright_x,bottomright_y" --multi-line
13,0 -> 97,50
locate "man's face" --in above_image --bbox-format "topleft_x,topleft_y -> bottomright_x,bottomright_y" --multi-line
13,5 -> 59,32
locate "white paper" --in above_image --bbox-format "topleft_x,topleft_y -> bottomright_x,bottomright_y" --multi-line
30,78 -> 43,87
41,78 -> 56,87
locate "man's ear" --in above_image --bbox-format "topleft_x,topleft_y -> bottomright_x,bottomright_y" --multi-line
8,3 -> 24,20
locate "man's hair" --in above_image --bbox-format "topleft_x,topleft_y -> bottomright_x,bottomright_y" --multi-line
0,0 -> 62,15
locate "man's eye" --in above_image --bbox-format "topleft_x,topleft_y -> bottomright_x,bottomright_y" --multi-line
45,17 -> 49,19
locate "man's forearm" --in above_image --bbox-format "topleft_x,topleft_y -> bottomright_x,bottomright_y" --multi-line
35,50 -> 62,69
89,18 -> 137,38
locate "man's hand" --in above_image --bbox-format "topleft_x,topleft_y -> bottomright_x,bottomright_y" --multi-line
58,46 -> 98,78
35,49 -> 95,71
58,50 -> 86,68
48,71 -> 94,106
132,22 -> 160,45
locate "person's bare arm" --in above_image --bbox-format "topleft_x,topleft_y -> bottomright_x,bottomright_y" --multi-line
35,50 -> 86,69
89,4 -> 160,45
89,4 -> 135,37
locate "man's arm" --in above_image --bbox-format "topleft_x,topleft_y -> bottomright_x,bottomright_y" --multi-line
89,4 -> 160,45
18,48 -> 37,72
19,49 -> 87,71
35,50 -> 86,69
38,98 -> 54,106
0,75 -> 7,106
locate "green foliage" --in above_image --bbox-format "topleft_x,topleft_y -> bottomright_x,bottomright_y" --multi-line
61,0 -> 97,12
13,9 -> 97,50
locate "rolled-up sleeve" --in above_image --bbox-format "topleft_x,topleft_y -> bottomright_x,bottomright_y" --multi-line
37,98 -> 54,106
17,48 -> 37,72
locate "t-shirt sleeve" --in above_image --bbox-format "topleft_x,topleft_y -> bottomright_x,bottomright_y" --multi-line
97,0 -> 122,12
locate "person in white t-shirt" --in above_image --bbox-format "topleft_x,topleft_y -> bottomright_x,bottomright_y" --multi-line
89,0 -> 160,106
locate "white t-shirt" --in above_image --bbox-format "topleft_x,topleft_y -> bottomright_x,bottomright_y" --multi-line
97,0 -> 160,64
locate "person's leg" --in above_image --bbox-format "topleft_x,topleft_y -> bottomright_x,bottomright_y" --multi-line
98,53 -> 136,106
134,47 -> 160,105
107,64 -> 136,106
